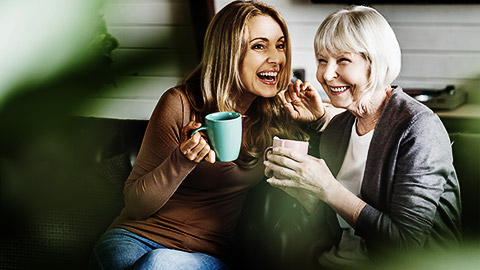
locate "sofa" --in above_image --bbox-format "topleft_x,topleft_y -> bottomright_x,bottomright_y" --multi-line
0,116 -> 478,269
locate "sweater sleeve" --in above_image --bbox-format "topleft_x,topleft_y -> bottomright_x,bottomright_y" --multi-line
356,111 -> 454,251
308,103 -> 344,133
122,88 -> 198,220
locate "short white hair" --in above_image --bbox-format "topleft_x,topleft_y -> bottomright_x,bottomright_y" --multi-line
314,6 -> 401,98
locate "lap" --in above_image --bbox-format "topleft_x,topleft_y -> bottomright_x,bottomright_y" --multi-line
89,228 -> 226,270
134,249 -> 227,270
89,228 -> 159,270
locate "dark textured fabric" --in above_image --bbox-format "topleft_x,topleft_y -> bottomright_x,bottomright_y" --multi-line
0,151 -> 132,270
318,87 -> 462,258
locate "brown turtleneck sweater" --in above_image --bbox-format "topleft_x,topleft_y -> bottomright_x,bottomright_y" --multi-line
109,87 -> 264,261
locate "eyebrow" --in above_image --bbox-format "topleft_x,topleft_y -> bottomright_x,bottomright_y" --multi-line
317,53 -> 327,58
249,36 -> 285,43
317,51 -> 352,58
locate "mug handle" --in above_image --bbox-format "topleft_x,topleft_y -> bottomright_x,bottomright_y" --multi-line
263,146 -> 273,161
190,126 -> 208,137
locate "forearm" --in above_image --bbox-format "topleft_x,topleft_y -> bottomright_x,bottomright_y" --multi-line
354,174 -> 446,250
324,180 -> 366,228
123,147 -> 197,220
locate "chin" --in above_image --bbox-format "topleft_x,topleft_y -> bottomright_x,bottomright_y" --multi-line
262,89 -> 279,98
328,99 -> 346,109
250,85 -> 278,98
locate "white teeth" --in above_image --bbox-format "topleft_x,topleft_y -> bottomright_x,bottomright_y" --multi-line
329,86 -> 348,92
258,72 -> 278,76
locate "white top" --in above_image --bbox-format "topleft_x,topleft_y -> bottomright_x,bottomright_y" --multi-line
336,120 -> 373,197
318,120 -> 373,268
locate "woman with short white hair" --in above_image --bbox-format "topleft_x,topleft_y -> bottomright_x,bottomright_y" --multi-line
265,5 -> 461,268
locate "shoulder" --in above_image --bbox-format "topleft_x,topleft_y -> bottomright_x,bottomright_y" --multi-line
150,86 -> 192,124
377,86 -> 445,135
377,86 -> 451,158
157,86 -> 188,109
383,86 -> 435,122
141,86 -> 193,148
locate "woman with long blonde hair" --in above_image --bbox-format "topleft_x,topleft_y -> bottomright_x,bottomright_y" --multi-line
89,1 -> 307,269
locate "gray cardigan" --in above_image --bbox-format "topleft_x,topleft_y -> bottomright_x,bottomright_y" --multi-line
317,86 -> 462,257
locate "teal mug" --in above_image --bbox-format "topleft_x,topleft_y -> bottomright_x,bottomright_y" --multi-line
190,111 -> 242,162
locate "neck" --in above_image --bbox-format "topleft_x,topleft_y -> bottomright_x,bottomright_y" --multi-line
355,112 -> 381,136
353,85 -> 393,136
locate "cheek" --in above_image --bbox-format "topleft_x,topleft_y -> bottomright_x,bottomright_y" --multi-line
241,54 -> 258,76
280,52 -> 287,65
240,69 -> 253,89
352,73 -> 369,88
239,59 -> 252,83
350,66 -> 369,84
316,67 -> 325,82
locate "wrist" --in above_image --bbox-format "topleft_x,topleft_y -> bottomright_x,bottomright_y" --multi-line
353,200 -> 367,225
307,106 -> 330,132
322,179 -> 342,205
315,105 -> 327,121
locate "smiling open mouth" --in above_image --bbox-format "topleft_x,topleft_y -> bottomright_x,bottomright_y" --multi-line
257,71 -> 278,84
329,86 -> 350,95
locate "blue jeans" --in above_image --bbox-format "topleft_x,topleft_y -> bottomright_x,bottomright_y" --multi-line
89,228 -> 227,270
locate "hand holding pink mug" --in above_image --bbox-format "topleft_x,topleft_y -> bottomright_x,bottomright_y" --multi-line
264,136 -> 309,161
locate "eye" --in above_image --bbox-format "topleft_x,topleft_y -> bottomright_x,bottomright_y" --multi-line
338,58 -> 351,63
318,58 -> 327,64
276,43 -> 285,50
252,43 -> 265,50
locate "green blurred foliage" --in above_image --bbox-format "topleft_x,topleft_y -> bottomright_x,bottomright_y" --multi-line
361,242 -> 480,270
0,1 -> 120,268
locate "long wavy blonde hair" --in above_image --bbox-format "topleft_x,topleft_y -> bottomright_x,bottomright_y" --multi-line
183,1 -> 308,168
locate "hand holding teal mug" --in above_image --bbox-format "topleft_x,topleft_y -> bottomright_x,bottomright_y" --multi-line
190,112 -> 242,162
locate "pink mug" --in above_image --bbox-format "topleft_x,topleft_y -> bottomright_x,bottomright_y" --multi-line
264,136 -> 309,161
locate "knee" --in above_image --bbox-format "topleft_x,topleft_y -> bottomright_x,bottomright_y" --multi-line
89,229 -> 149,270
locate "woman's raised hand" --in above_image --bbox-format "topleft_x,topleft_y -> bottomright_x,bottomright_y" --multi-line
180,121 -> 216,163
282,79 -> 326,123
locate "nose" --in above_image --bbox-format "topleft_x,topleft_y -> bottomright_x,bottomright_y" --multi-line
322,62 -> 338,82
267,48 -> 283,64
